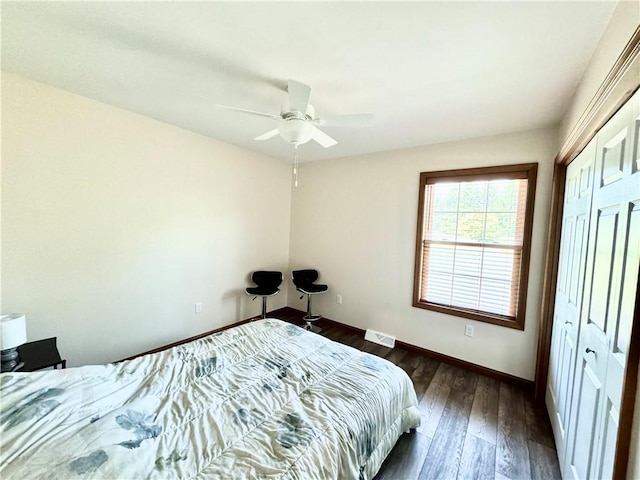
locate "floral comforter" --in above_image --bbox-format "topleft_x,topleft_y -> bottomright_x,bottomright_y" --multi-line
0,319 -> 420,479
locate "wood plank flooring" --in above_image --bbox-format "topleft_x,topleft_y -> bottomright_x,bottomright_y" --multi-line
275,311 -> 561,480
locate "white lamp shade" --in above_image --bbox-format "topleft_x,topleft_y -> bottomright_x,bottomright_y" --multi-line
0,314 -> 27,350
277,118 -> 313,145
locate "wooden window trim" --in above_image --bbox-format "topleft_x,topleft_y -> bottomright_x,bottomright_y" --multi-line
412,163 -> 538,330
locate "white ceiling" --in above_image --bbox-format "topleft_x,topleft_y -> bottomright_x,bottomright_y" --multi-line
1,1 -> 617,162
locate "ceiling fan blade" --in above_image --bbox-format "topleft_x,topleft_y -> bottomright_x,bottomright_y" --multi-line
287,79 -> 311,114
254,129 -> 280,141
217,104 -> 280,120
313,113 -> 375,127
310,125 -> 338,148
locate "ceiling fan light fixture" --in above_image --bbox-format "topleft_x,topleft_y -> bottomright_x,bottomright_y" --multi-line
277,118 -> 313,145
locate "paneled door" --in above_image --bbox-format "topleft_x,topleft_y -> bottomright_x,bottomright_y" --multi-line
563,91 -> 639,480
546,137 -> 596,473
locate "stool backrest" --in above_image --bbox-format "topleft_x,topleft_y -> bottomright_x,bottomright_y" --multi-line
251,271 -> 283,289
292,269 -> 319,288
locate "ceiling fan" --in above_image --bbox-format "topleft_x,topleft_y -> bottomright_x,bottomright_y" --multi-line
218,79 -> 374,148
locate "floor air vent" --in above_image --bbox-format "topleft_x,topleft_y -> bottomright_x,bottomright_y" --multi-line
364,329 -> 396,348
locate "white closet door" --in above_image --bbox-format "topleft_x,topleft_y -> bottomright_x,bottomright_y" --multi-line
563,91 -> 639,480
595,92 -> 640,480
546,137 -> 596,473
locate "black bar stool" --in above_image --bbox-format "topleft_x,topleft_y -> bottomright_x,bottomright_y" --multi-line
246,271 -> 283,319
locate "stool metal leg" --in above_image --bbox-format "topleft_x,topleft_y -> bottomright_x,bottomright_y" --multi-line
261,296 -> 268,319
303,294 -> 321,333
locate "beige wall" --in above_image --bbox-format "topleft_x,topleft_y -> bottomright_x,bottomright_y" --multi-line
289,127 -> 557,380
1,73 -> 292,366
560,1 -> 639,145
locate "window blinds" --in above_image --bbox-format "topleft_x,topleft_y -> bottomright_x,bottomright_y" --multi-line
419,178 -> 528,318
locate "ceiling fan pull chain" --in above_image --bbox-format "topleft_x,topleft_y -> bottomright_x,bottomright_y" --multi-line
293,146 -> 299,188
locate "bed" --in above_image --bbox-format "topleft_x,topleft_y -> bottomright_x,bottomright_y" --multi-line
0,319 -> 420,479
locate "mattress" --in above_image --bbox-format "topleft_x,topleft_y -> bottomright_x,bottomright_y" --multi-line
0,319 -> 420,479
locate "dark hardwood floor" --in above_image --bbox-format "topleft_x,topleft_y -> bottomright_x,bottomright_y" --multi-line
276,310 -> 561,480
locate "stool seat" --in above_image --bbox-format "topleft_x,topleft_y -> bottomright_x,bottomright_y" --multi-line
246,285 -> 280,296
296,283 -> 328,294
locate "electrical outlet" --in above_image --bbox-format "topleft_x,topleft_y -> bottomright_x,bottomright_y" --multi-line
464,324 -> 474,337
195,302 -> 203,313
336,294 -> 343,305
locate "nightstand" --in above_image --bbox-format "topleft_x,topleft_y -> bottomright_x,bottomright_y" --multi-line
16,337 -> 66,372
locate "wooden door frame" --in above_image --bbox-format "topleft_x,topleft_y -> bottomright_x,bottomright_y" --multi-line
534,26 -> 640,480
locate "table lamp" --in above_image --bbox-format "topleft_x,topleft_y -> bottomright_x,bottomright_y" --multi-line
1,314 -> 27,372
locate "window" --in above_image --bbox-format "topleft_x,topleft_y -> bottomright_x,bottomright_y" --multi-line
412,163 -> 537,329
